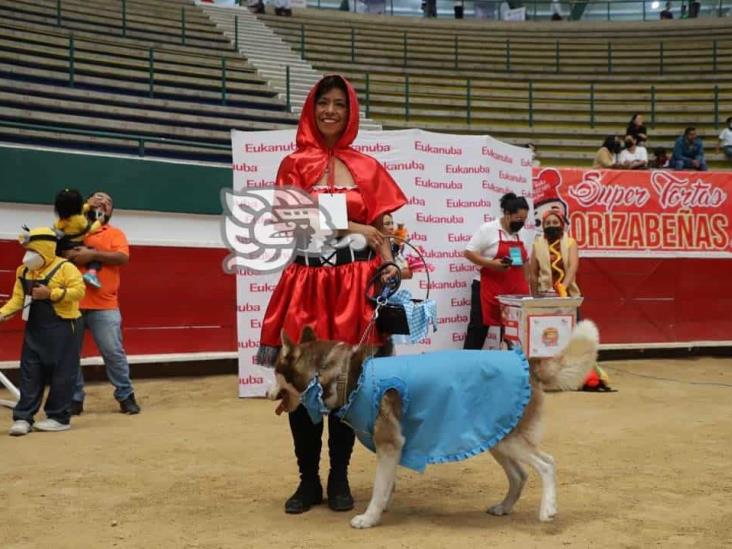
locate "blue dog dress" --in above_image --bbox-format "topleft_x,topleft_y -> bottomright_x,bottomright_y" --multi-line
336,349 -> 531,473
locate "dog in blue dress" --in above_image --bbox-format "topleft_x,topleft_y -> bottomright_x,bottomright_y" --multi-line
268,320 -> 600,529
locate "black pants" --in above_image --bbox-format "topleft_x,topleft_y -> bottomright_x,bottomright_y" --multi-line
464,280 -> 489,350
13,314 -> 81,426
288,404 -> 354,484
462,280 -> 512,350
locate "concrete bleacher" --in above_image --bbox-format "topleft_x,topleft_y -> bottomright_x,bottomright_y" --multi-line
259,8 -> 732,168
0,0 -> 298,161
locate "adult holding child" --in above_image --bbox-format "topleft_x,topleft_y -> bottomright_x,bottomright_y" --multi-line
257,75 -> 407,514
64,192 -> 140,416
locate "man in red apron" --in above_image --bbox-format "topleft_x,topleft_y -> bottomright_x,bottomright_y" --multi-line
463,193 -> 530,349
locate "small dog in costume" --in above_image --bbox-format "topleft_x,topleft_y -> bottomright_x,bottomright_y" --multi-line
268,320 -> 600,528
53,188 -> 104,288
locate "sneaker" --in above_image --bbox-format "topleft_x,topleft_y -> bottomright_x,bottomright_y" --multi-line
34,418 -> 71,432
9,420 -> 32,436
119,394 -> 141,415
70,400 -> 84,416
83,272 -> 102,288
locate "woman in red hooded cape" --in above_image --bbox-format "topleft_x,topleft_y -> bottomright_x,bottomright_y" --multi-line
258,75 -> 406,515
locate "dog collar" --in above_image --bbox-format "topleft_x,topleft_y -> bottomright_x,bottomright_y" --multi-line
334,347 -> 354,409
335,371 -> 349,409
300,375 -> 328,424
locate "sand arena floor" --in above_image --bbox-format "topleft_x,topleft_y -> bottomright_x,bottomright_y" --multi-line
2,357 -> 731,549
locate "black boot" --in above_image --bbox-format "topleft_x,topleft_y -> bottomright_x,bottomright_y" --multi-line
285,405 -> 323,514
327,411 -> 355,511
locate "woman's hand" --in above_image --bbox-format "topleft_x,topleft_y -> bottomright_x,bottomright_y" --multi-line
493,258 -> 511,271
379,263 -> 400,285
348,222 -> 384,250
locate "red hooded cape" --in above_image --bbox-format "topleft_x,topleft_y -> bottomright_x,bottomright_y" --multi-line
275,75 -> 406,224
257,76 -> 405,359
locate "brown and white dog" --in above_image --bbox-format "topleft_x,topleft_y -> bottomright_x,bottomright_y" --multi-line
268,320 -> 600,529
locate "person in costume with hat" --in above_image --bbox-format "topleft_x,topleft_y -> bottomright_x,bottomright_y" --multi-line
529,199 -> 615,392
529,209 -> 580,298
257,75 -> 407,515
53,188 -> 104,288
0,227 -> 85,436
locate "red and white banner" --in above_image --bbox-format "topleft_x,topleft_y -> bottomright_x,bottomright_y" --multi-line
533,168 -> 732,258
232,129 -> 532,397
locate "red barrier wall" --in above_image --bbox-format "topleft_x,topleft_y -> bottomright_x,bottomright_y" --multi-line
2,245 -> 730,361
0,241 -> 236,361
579,257 -> 732,344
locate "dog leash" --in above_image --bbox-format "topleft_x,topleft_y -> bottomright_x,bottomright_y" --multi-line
358,270 -> 399,349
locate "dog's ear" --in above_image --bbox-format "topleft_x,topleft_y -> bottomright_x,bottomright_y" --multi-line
281,329 -> 294,356
299,325 -> 317,344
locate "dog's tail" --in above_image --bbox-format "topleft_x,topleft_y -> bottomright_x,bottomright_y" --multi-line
533,320 -> 600,391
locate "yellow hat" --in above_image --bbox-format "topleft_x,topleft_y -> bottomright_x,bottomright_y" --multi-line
19,226 -> 58,263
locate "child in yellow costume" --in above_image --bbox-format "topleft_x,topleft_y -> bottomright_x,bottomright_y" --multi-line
0,227 -> 85,435
54,188 -> 103,288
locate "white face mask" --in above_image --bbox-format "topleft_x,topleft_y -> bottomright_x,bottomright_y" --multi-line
22,250 -> 44,271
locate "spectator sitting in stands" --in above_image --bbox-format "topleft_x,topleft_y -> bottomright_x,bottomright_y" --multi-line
716,116 -> 732,164
689,0 -> 701,18
660,2 -> 673,19
421,0 -> 437,17
550,0 -> 563,20
473,0 -> 497,19
626,113 -> 648,147
248,0 -> 265,14
592,136 -> 621,169
618,135 -> 648,170
274,0 -> 292,16
650,147 -> 671,169
672,127 -> 708,171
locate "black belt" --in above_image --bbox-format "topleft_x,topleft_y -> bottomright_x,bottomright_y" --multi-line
294,247 -> 374,268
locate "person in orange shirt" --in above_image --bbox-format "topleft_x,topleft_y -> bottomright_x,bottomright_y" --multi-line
64,192 -> 140,415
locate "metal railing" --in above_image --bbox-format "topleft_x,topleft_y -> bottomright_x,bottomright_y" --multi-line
305,0 -> 732,21
61,38 -> 239,105
48,0 -> 243,50
291,25 -> 729,76
352,74 -> 727,130
0,120 -> 230,158
1,18 -> 271,107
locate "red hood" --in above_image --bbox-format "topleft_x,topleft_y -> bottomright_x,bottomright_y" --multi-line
296,74 -> 360,152
276,75 -> 406,224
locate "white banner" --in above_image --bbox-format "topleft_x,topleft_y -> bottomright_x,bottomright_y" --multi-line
231,129 -> 533,397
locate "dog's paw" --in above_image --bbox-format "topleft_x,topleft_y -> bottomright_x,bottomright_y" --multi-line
351,513 -> 379,529
487,503 -> 511,516
539,505 -> 557,522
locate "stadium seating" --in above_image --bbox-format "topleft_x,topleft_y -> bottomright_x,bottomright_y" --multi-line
260,8 -> 732,167
0,0 -> 297,161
